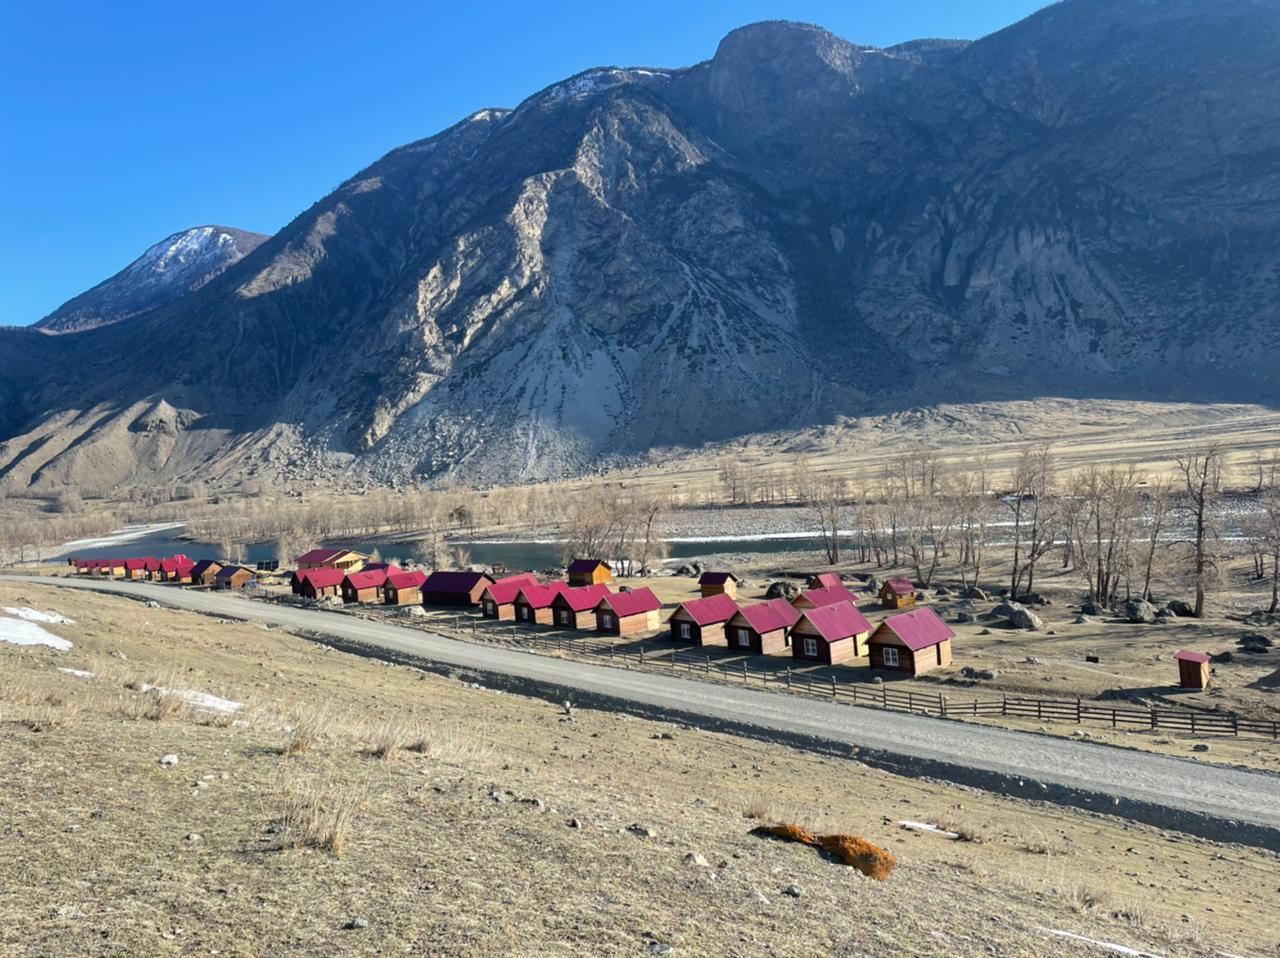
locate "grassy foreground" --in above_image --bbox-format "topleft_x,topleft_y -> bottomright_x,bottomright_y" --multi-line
1,583 -> 1277,957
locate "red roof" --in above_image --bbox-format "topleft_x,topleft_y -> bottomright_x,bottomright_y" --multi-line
161,557 -> 195,573
386,570 -> 427,590
810,572 -> 844,589
295,548 -> 349,565
735,598 -> 801,635
796,584 -> 857,608
344,566 -> 400,590
598,588 -> 661,617
484,573 -> 541,605
698,572 -> 738,586
1175,650 -> 1210,664
675,593 -> 740,626
144,557 -> 163,571
554,583 -> 612,612
873,606 -> 955,651
124,558 -> 148,570
796,601 -> 872,643
300,567 -> 345,589
516,582 -> 569,609
882,578 -> 915,595
424,570 -> 493,594
567,559 -> 611,575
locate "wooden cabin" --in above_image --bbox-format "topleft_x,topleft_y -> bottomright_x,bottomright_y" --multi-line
698,572 -> 739,599
161,557 -> 196,583
297,567 -> 344,600
808,572 -> 844,590
190,560 -> 223,587
341,565 -> 399,604
423,570 -> 496,608
481,574 -> 541,620
103,559 -> 127,578
668,593 -> 739,645
879,578 -> 917,609
144,557 -> 165,581
294,548 -> 368,573
213,565 -> 254,591
791,601 -> 873,664
595,588 -> 662,636
724,599 -> 801,655
384,571 -> 427,606
1175,650 -> 1211,690
549,584 -> 612,630
512,583 -> 569,626
791,583 -> 857,612
123,558 -> 149,580
567,559 -> 613,587
867,607 -> 954,677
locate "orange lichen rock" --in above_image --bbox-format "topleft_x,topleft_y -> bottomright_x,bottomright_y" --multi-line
751,823 -> 896,881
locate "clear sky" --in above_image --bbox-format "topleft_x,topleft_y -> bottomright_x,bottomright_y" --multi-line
0,0 -> 1048,326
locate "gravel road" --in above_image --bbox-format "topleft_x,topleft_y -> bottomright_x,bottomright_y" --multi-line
10,575 -> 1280,849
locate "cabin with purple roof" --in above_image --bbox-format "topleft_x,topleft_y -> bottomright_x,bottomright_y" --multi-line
668,593 -> 739,645
698,572 -> 739,599
423,570 -> 497,607
867,607 -> 954,676
567,559 -> 613,588
878,578 -> 917,609
724,598 -> 801,655
791,601 -> 873,664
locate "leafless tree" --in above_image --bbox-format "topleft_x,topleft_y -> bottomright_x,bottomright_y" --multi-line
1138,477 -> 1174,601
1175,444 -> 1224,617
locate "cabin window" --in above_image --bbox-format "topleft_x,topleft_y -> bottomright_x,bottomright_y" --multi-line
679,623 -> 691,639
803,637 -> 817,657
883,647 -> 900,667
521,606 -> 531,620
602,614 -> 613,628
559,610 -> 570,625
737,628 -> 750,648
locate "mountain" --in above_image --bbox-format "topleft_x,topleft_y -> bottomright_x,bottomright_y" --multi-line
2,0 -> 1279,495
34,226 -> 268,333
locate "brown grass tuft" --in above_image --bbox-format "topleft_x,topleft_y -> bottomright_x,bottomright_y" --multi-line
403,721 -> 492,766
272,779 -> 366,857
367,720 -> 411,760
141,686 -> 187,722
282,705 -> 330,757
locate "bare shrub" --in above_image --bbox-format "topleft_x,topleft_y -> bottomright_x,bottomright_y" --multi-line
935,815 -> 991,844
273,779 -> 366,857
282,705 -> 330,757
367,720 -> 410,761
741,794 -> 813,825
403,721 -> 493,766
141,686 -> 187,722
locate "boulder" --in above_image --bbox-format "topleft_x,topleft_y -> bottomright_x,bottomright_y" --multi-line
1238,633 -> 1274,654
866,577 -> 882,594
962,587 -> 988,601
1123,599 -> 1157,624
961,666 -> 998,680
1080,599 -> 1106,616
765,581 -> 800,600
955,612 -> 978,624
1166,599 -> 1195,617
934,585 -> 952,597
914,591 -> 929,602
1074,614 -> 1092,625
1210,650 -> 1234,664
1009,608 -> 1045,631
991,600 -> 1025,619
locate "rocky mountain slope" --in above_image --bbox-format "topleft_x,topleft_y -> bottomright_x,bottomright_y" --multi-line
2,0 -> 1278,494
34,226 -> 268,334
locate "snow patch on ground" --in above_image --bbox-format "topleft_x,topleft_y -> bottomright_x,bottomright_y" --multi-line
4,606 -> 75,624
0,618 -> 73,651
57,667 -> 95,679
56,522 -> 184,553
898,820 -> 960,839
140,684 -> 243,714
1037,927 -> 1165,957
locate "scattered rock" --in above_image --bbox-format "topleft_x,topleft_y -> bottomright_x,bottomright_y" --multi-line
145,600 -> 160,609
765,581 -> 800,600
626,824 -> 656,839
647,943 -> 674,955
159,754 -> 179,767
934,585 -> 952,597
567,818 -> 583,829
1192,743 -> 1210,753
403,605 -> 427,618
1074,614 -> 1092,625
344,917 -> 369,931
1124,599 -> 1157,624
1238,633 -> 1274,654
185,833 -> 202,843
991,600 -> 1025,618
1210,651 -> 1234,664
684,852 -> 709,868
962,587 -> 988,600
651,732 -> 675,740
961,666 -> 999,681
1080,599 -> 1106,617
1166,600 -> 1195,617
1024,656 -> 1041,665
955,612 -> 977,624
783,884 -> 804,898
1009,608 -> 1045,631
750,890 -> 771,906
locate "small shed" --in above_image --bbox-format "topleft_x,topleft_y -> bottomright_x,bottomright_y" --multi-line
423,570 -> 496,608
384,570 -> 427,605
567,559 -> 613,588
698,572 -> 739,599
791,583 -> 857,611
512,583 -> 569,626
481,574 -> 541,620
879,578 -> 917,609
190,560 -> 223,587
725,599 -> 801,655
298,567 -> 344,600
669,593 -> 739,645
341,565 -> 399,604
595,588 -> 662,635
791,601 -> 873,664
809,572 -> 844,590
549,584 -> 612,630
868,607 -> 955,677
214,565 -> 254,591
1175,650 -> 1211,690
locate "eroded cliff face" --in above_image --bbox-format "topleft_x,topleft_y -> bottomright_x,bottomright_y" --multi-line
3,0 -> 1279,493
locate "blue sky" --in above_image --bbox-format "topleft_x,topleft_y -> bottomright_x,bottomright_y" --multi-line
0,0 -> 1047,326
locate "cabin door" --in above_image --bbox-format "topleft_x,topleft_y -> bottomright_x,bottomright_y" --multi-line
736,628 -> 751,648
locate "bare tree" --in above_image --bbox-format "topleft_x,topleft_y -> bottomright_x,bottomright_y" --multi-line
1138,477 -> 1174,601
808,477 -> 846,565
1175,444 -> 1223,618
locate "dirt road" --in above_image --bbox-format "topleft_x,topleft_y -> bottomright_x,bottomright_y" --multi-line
10,574 -> 1280,849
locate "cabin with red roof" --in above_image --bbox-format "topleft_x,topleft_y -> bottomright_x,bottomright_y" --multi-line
294,548 -> 367,573
1175,650 -> 1210,690
567,559 -> 613,588
879,578 -> 917,609
481,574 -> 541,620
791,583 -> 857,612
384,570 -> 428,606
144,557 -> 165,581
423,570 -> 497,608
867,607 -> 955,676
809,572 -> 844,590
296,567 -> 344,600
103,559 -> 127,577
161,557 -> 196,583
123,558 -> 150,580
512,583 -> 568,626
668,593 -> 739,645
791,602 -> 873,664
724,598 -> 801,655
595,588 -> 662,635
549,584 -> 612,630
698,572 -> 739,599
341,565 -> 401,604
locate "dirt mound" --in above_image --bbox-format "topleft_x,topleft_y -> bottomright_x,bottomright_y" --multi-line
751,823 -> 897,881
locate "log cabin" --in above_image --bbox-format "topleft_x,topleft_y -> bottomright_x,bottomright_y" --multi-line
481,574 -> 542,620
698,572 -> 739,599
190,559 -> 223,587
213,565 -> 254,591
549,584 -> 612,630
567,559 -> 613,587
724,598 -> 801,655
594,588 -> 662,635
297,566 -> 344,600
294,548 -> 368,573
791,583 -> 858,611
384,570 -> 427,605
512,582 -> 569,626
867,607 -> 954,677
668,593 -> 739,645
879,579 -> 917,609
423,570 -> 497,608
341,565 -> 400,604
791,601 -> 873,664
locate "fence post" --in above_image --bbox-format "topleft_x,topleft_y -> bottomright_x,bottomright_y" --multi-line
706,654 -> 710,675
1191,712 -> 1197,735
786,667 -> 792,689
831,675 -> 837,699
939,693 -> 946,717
1036,699 -> 1042,722
1002,693 -> 1007,717
743,661 -> 748,684
882,684 -> 888,709
640,646 -> 645,666
1111,708 -> 1117,728
1232,714 -> 1238,736
908,691 -> 914,712
1151,709 -> 1157,730
1076,697 -> 1082,724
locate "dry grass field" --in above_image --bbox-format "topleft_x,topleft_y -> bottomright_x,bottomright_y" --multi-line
2,582 -> 1279,957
